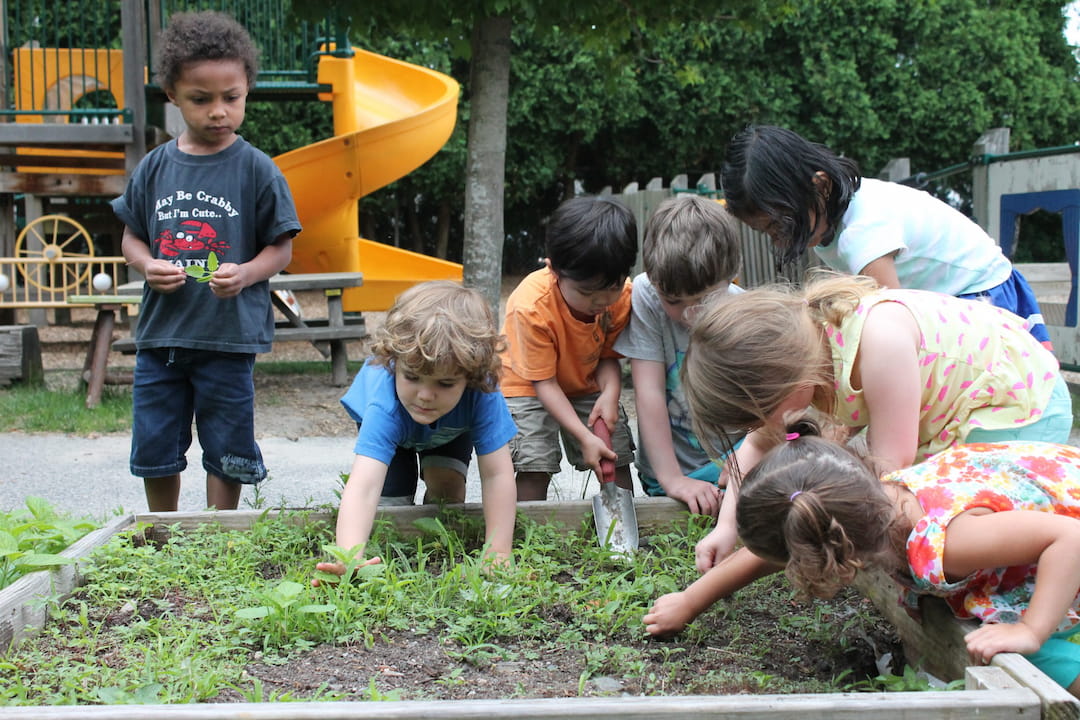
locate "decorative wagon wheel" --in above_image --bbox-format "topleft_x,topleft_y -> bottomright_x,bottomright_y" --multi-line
15,214 -> 95,292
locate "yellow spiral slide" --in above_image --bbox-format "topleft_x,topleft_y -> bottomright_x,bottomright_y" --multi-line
275,48 -> 463,311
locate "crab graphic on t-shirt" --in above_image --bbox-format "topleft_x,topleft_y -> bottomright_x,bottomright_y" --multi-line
154,220 -> 231,257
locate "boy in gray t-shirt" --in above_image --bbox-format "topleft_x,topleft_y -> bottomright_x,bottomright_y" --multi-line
614,195 -> 743,517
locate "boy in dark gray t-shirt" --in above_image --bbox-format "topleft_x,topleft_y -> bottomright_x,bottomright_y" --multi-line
111,11 -> 300,512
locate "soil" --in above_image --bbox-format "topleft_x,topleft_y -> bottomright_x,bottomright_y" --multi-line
27,284 -> 908,703
212,584 -> 903,702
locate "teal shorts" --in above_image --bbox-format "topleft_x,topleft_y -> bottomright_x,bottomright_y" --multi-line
638,437 -> 743,497
1026,625 -> 1080,689
964,373 -> 1073,446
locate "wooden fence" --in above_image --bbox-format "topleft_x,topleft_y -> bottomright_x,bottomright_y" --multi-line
605,174 -> 810,289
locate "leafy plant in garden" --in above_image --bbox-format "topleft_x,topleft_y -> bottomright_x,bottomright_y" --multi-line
0,509 -> 909,705
234,581 -> 336,651
0,497 -> 98,589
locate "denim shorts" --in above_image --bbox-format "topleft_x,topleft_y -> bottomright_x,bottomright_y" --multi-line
375,428 -> 473,501
506,394 -> 635,474
130,347 -> 266,485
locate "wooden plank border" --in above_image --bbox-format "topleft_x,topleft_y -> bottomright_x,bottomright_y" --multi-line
0,688 -> 1045,719
0,513 -> 135,649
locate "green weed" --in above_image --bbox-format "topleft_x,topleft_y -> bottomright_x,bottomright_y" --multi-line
0,497 -> 99,589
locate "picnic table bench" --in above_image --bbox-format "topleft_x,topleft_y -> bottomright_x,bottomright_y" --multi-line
113,271 -> 367,386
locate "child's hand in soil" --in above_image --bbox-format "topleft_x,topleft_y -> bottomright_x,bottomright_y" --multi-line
312,556 -> 382,587
643,591 -> 694,637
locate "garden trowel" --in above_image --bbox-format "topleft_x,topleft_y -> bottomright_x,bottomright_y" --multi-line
590,418 -> 639,554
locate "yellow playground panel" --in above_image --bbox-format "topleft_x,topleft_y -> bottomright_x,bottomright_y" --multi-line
5,44 -> 463,312
12,47 -> 127,174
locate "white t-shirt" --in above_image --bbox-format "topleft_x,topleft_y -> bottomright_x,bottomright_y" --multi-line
814,178 -> 1012,296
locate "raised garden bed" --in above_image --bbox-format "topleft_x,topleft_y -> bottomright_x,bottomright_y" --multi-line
0,498 -> 1075,719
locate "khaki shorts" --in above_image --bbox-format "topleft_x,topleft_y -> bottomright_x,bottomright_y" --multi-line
506,394 -> 635,474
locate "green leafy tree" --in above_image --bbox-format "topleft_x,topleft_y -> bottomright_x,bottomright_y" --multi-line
279,0 -> 1079,285
294,0 -> 781,309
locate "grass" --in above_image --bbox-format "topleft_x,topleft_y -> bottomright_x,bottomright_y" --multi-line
0,509 -> 902,705
0,383 -> 131,434
0,359 -> 364,434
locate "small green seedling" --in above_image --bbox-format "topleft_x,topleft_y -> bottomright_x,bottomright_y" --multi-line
184,252 -> 219,282
235,580 -> 336,649
312,543 -> 384,586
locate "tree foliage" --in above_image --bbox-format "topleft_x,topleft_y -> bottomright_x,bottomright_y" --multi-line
250,0 -> 1080,275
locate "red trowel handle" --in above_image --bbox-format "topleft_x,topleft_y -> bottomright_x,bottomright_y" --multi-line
593,418 -> 617,485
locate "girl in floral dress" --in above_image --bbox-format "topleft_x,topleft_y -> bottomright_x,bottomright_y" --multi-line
731,423 -> 1080,695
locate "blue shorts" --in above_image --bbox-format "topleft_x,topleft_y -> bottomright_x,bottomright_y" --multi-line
960,268 -> 1050,345
130,348 -> 266,484
375,428 -> 473,500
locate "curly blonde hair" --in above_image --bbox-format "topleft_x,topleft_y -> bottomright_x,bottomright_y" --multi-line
369,281 -> 505,392
682,269 -> 879,461
735,418 -> 907,599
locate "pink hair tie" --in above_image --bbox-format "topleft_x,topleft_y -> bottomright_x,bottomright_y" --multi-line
785,432 -> 800,441
789,491 -> 803,501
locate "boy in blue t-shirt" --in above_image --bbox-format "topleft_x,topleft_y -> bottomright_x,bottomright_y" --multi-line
614,195 -> 745,517
315,281 -> 518,578
111,11 -> 300,511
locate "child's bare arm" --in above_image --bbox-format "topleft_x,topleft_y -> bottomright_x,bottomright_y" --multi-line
477,445 -> 517,562
857,301 -> 922,473
533,377 -> 612,477
644,547 -> 781,637
945,510 -> 1080,662
314,454 -> 387,580
632,358 -> 720,516
209,235 -> 293,299
589,358 -> 623,430
695,428 -> 774,571
858,253 -> 902,290
121,226 -> 186,293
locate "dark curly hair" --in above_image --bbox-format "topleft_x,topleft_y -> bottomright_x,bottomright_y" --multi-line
155,10 -> 259,93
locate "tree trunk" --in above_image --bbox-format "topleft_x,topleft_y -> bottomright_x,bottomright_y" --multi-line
435,199 -> 451,260
462,14 -> 511,315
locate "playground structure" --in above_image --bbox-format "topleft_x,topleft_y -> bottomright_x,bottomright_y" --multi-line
0,0 -> 463,319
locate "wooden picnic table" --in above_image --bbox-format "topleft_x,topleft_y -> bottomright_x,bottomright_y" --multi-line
115,271 -> 366,386
66,294 -> 143,408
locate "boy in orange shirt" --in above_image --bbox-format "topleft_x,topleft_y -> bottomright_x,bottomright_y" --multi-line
501,196 -> 638,501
